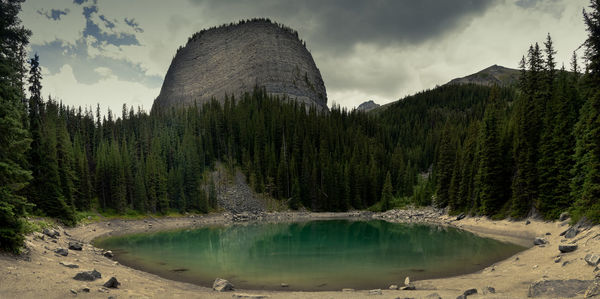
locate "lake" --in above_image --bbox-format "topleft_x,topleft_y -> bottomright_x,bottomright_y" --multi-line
94,219 -> 525,291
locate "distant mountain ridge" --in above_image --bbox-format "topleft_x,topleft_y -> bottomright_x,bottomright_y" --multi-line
446,64 -> 520,87
356,100 -> 380,112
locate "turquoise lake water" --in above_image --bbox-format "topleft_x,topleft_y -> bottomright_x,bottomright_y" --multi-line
94,220 -> 525,291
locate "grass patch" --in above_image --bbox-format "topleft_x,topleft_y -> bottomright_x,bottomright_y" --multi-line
22,218 -> 54,234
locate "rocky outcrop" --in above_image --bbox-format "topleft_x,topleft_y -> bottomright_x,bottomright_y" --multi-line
446,65 -> 520,87
213,278 -> 234,292
527,279 -> 591,298
73,270 -> 102,281
153,19 -> 327,112
357,100 -> 380,112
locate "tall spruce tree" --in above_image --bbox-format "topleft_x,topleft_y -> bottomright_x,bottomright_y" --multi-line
571,0 -> 600,222
477,91 -> 506,216
0,0 -> 32,252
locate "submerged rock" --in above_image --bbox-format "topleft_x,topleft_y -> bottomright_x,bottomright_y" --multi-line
73,269 -> 101,281
213,278 -> 234,292
559,244 -> 578,253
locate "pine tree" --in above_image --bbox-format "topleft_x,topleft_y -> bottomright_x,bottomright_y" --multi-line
571,0 -> 600,222
0,0 -> 31,250
435,122 -> 455,208
381,171 -> 393,211
478,98 -> 505,216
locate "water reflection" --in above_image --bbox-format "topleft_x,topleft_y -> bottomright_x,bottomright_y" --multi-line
96,220 -> 525,290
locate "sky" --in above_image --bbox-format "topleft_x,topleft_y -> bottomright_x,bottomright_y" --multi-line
20,0 -> 588,114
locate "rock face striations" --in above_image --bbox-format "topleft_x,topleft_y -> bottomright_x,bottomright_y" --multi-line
152,19 -> 327,111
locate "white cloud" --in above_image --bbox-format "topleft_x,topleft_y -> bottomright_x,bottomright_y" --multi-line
42,64 -> 159,114
21,0 -> 84,46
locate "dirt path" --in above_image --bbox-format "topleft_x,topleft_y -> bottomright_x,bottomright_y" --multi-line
1,210 -> 598,298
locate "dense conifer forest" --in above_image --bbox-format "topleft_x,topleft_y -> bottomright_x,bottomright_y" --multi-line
2,0 -> 600,253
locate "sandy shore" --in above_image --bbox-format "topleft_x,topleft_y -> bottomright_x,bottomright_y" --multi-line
1,209 -> 599,298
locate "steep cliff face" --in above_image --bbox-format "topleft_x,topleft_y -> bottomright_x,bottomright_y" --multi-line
152,19 -> 328,111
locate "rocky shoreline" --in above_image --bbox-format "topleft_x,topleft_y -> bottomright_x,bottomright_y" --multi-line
1,208 -> 599,298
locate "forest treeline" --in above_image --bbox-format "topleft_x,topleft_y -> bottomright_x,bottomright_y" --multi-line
2,0 -> 600,253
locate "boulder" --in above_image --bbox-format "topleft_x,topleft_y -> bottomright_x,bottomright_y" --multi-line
404,276 -> 410,286
103,277 -> 120,288
585,277 -> 600,298
534,237 -> 548,246
55,248 -> 68,256
463,288 -> 477,296
483,286 -> 496,294
388,284 -> 399,290
368,289 -> 382,295
42,228 -> 60,239
68,242 -> 82,251
559,244 -> 578,253
400,285 -> 416,290
280,283 -> 289,288
213,278 -> 234,292
232,294 -> 268,299
586,254 -> 600,267
59,261 -> 79,268
564,227 -> 580,238
342,288 -> 355,292
424,293 -> 442,299
528,279 -> 591,297
103,250 -> 113,258
456,213 -> 466,221
559,212 -> 570,221
73,269 -> 101,281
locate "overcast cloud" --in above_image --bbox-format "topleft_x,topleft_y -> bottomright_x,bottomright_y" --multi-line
20,0 -> 587,114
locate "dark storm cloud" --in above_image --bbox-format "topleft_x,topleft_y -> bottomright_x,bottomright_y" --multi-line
189,0 -> 495,51
37,8 -> 69,21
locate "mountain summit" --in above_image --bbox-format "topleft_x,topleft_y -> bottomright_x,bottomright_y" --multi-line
446,64 -> 520,87
152,19 -> 328,112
